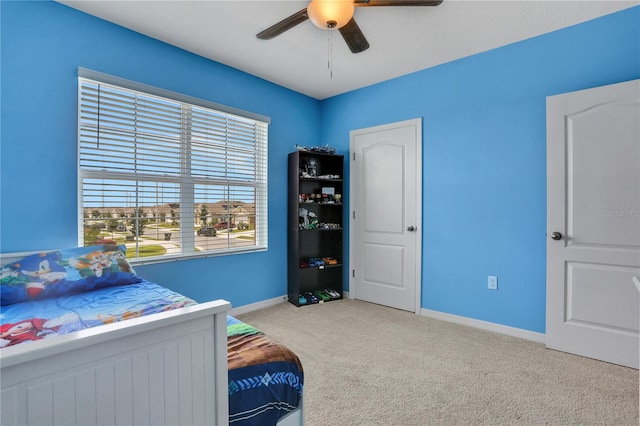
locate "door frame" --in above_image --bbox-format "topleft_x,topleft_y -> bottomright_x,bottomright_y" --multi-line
348,118 -> 423,314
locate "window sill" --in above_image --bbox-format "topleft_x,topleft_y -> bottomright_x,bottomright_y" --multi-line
129,246 -> 267,266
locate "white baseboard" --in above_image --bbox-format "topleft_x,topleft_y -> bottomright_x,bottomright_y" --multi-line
229,295 -> 288,316
421,308 -> 546,344
231,296 -> 545,344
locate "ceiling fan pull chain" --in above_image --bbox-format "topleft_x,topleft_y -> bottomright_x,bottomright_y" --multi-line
328,29 -> 332,79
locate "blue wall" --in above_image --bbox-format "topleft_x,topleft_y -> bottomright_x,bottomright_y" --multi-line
0,1 -> 321,306
1,1 -> 638,332
320,6 -> 640,332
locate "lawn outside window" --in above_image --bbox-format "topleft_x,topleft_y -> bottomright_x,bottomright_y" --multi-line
78,69 -> 269,263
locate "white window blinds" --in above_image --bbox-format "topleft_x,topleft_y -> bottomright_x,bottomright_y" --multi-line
78,72 -> 268,262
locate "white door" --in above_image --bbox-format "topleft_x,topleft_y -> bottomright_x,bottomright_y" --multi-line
546,79 -> 640,369
350,118 -> 422,313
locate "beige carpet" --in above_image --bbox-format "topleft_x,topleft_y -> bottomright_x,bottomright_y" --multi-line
237,299 -> 639,426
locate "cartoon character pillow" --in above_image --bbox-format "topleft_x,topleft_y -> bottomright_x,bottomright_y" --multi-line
0,244 -> 141,305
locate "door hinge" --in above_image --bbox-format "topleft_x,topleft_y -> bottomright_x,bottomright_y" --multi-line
352,269 -> 355,278
352,152 -> 356,161
352,211 -> 355,220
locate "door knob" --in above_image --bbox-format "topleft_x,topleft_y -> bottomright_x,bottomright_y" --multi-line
550,232 -> 562,240
407,226 -> 416,232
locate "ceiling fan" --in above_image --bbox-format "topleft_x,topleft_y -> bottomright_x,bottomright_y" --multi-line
257,0 -> 443,54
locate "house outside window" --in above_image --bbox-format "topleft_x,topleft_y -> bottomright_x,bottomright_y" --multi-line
78,69 -> 269,263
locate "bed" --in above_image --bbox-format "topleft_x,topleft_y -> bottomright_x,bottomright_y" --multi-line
0,244 -> 304,426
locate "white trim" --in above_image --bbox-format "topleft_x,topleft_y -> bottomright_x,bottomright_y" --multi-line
229,295 -> 288,316
129,247 -> 267,266
421,308 -> 546,344
413,118 -> 423,315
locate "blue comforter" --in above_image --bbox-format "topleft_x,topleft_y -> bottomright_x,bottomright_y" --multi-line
0,280 -> 304,426
0,279 -> 195,346
227,316 -> 304,425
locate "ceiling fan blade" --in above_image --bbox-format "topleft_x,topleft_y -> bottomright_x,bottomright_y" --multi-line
257,8 -> 309,40
354,0 -> 443,6
339,18 -> 370,54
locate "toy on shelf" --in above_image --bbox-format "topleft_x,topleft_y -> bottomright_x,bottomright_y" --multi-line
295,144 -> 336,154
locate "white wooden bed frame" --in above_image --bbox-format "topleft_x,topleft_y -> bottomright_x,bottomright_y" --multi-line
1,298 -> 232,426
0,252 -> 304,426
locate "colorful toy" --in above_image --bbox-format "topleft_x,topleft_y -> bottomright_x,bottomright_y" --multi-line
303,292 -> 319,304
308,258 -> 324,267
314,289 -> 331,302
325,289 -> 341,299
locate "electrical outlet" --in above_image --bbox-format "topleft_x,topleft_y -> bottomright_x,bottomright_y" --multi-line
488,275 -> 498,290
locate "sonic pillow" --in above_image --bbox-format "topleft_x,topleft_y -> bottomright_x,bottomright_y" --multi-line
0,244 -> 141,305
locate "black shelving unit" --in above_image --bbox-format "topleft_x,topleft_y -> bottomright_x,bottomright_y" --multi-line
288,151 -> 344,306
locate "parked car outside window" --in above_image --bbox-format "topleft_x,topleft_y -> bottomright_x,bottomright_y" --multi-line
197,227 -> 217,236
215,221 -> 235,230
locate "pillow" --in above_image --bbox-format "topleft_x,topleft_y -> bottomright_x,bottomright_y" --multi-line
0,244 -> 141,305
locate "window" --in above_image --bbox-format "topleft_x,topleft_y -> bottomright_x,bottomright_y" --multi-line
78,70 -> 269,262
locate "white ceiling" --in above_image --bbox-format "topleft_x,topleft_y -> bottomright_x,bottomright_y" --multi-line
58,0 -> 637,100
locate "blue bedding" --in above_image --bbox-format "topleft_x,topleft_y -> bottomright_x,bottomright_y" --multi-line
0,278 -> 304,426
0,279 -> 195,347
227,316 -> 304,425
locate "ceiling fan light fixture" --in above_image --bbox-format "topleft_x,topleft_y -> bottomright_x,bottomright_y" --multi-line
307,0 -> 355,30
